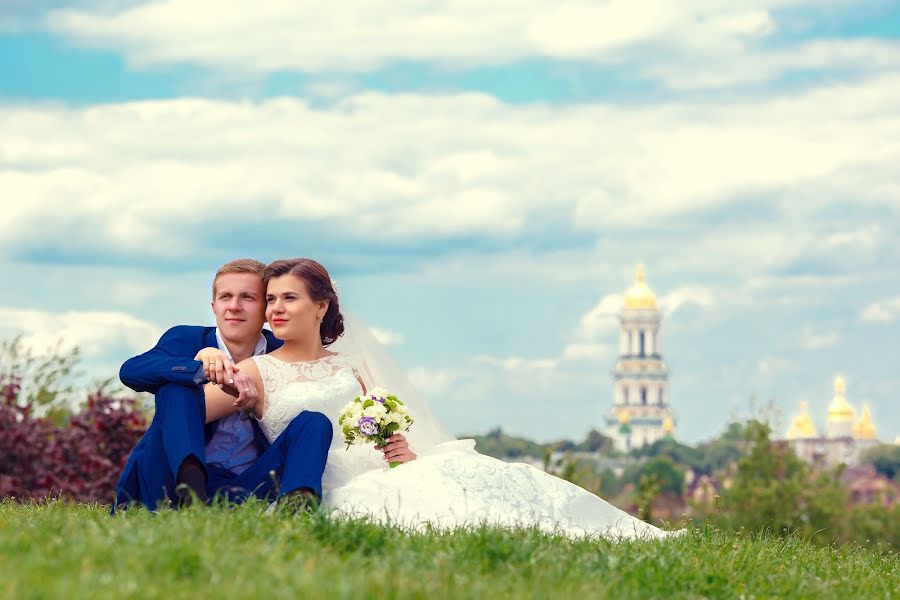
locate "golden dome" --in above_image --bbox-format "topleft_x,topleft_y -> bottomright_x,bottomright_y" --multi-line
787,401 -> 817,439
852,406 -> 877,440
827,375 -> 855,423
618,410 -> 630,425
623,263 -> 658,310
662,415 -> 674,434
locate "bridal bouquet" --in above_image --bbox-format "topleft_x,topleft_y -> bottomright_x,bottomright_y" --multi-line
338,386 -> 413,468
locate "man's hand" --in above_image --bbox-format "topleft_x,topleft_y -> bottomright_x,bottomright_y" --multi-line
194,348 -> 237,385
377,434 -> 417,464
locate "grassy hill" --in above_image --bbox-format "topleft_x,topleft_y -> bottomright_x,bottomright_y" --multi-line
1,501 -> 897,599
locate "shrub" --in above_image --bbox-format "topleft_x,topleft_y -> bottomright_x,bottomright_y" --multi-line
0,375 -> 146,503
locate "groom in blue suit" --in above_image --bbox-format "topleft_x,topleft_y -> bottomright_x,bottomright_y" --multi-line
114,259 -> 332,510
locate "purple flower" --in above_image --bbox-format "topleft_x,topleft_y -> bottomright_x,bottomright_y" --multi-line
371,394 -> 385,404
358,416 -> 378,436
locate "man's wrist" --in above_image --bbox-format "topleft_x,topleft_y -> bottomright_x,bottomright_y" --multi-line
191,362 -> 208,385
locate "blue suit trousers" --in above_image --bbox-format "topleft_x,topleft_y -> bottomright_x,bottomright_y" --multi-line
207,411 -> 333,502
114,384 -> 332,510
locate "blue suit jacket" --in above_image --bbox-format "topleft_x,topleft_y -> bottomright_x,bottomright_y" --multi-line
120,325 -> 283,453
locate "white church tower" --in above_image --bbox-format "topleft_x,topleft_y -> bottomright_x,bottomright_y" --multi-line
605,264 -> 675,451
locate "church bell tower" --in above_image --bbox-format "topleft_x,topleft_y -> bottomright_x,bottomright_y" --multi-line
605,264 -> 675,451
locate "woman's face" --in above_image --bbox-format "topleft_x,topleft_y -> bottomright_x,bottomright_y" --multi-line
265,274 -> 328,341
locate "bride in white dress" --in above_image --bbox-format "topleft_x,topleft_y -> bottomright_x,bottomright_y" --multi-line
205,258 -> 677,540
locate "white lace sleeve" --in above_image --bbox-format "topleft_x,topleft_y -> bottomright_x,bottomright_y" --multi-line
251,355 -> 280,419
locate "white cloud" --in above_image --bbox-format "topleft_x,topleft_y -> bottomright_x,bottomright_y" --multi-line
824,224 -> 881,249
472,355 -> 558,371
370,326 -> 405,346
2,71 -> 899,254
644,38 -> 900,90
561,342 -> 613,362
577,294 -> 622,340
0,307 -> 162,359
408,354 -> 612,440
41,0 -> 880,91
799,327 -> 840,350
860,296 -> 900,323
660,286 -> 717,316
754,356 -> 796,387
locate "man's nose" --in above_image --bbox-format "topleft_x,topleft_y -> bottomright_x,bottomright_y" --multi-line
226,298 -> 243,311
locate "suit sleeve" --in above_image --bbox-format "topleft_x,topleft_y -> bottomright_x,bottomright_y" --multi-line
119,326 -> 207,393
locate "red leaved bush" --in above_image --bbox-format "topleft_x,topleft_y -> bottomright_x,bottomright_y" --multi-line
0,376 -> 146,503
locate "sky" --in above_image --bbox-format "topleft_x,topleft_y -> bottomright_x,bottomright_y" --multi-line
1,1 -> 898,444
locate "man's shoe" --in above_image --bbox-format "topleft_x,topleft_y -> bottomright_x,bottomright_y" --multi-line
277,487 -> 320,514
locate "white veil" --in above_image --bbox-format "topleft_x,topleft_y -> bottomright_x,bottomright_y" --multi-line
330,312 -> 467,456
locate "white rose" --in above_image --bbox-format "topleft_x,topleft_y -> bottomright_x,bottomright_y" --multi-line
368,386 -> 391,399
364,403 -> 387,419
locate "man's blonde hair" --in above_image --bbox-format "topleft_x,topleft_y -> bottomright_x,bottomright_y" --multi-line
212,258 -> 266,298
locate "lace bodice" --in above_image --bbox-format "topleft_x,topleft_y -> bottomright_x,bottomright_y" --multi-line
252,353 -> 386,491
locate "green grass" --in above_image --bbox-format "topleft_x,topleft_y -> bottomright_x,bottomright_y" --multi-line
1,501 -> 897,599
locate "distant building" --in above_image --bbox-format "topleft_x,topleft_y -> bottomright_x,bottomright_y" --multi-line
841,464 -> 898,507
785,375 -> 880,468
605,264 -> 676,452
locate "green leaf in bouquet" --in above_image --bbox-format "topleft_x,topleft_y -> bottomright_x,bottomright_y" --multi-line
363,399 -> 374,409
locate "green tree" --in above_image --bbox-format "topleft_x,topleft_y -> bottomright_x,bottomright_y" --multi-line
694,439 -> 742,475
622,456 -> 684,495
468,428 -> 547,460
543,452 -> 606,496
843,503 -> 900,548
716,421 -> 847,543
635,473 -> 661,522
859,444 -> 900,481
0,335 -> 82,425
576,429 -> 615,454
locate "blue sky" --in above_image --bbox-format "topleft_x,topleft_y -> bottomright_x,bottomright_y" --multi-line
1,1 -> 899,444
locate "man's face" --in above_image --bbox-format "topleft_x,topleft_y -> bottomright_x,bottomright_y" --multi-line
211,273 -> 266,342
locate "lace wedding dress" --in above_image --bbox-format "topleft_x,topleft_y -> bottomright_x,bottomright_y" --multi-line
253,353 -> 677,540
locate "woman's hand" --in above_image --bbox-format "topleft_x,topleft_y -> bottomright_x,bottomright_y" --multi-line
377,434 -> 417,464
218,372 -> 260,411
194,348 -> 237,385
204,358 -> 263,423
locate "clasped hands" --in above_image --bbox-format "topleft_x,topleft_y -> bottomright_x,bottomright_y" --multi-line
194,348 -> 257,411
